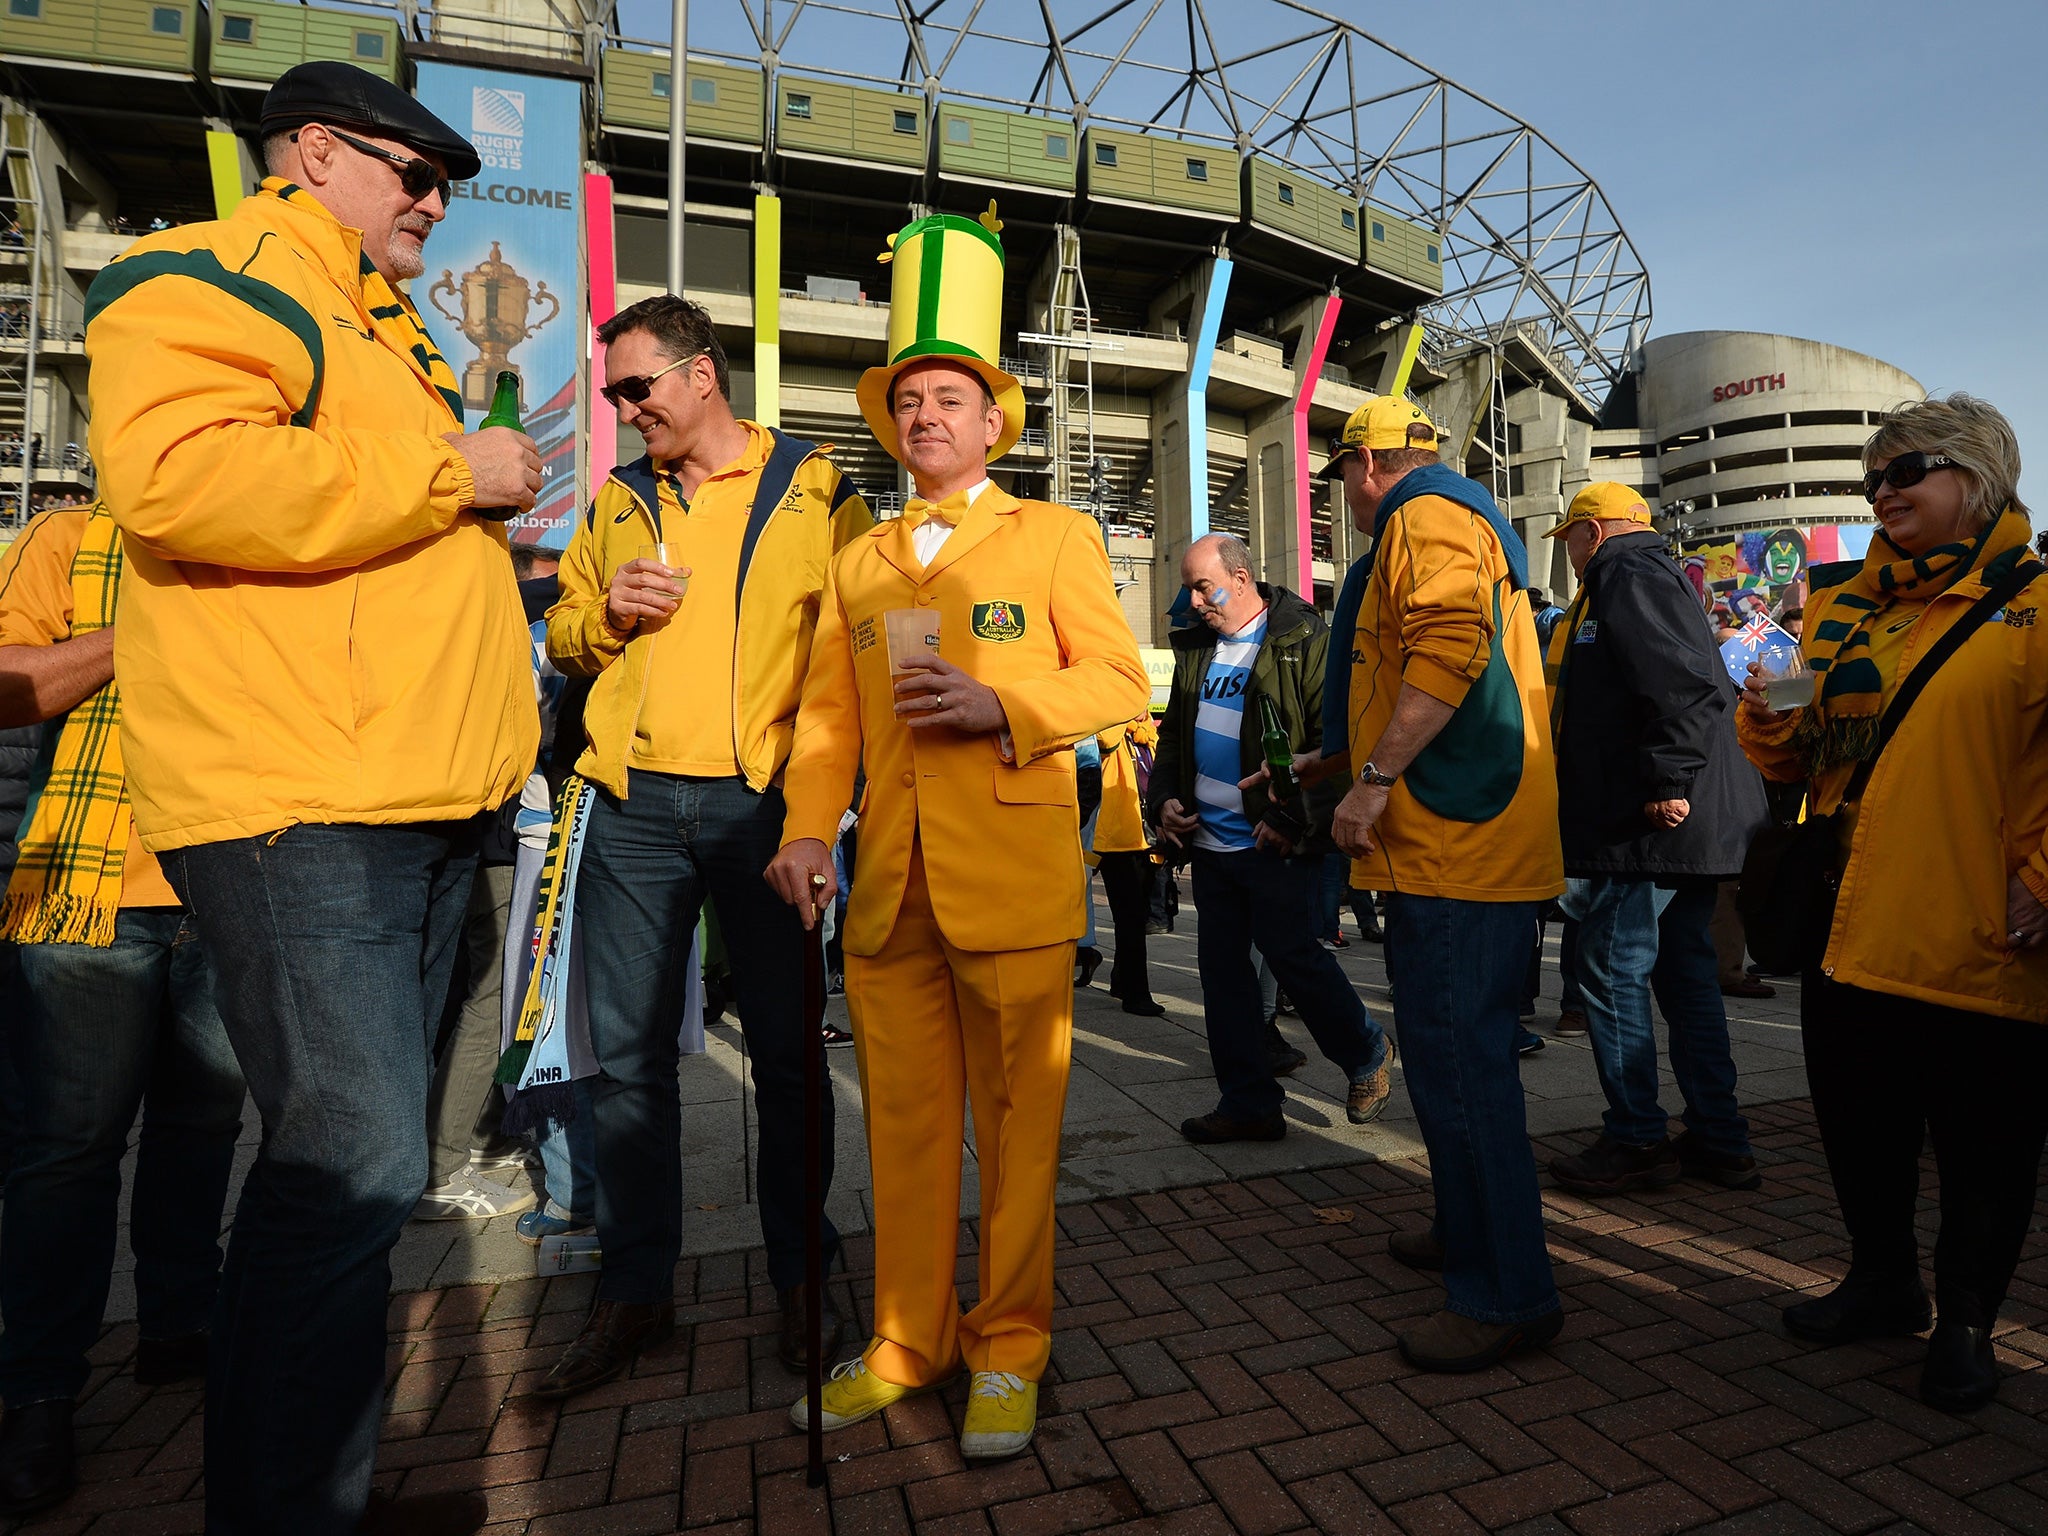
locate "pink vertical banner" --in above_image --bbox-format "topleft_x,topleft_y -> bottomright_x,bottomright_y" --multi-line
1292,294 -> 1342,595
584,172 -> 617,485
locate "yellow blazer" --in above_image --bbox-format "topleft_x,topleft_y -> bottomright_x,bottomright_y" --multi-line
783,486 -> 1149,955
1092,717 -> 1156,855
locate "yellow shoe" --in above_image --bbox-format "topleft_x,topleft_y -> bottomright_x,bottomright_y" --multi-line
959,1371 -> 1037,1460
787,1354 -> 942,1432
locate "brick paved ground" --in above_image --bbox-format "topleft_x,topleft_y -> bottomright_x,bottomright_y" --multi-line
10,1096 -> 2048,1535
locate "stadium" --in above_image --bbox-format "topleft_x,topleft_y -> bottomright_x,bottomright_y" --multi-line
0,0 -> 1900,635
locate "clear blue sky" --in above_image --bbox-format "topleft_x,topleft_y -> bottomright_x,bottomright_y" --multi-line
1353,0 -> 2048,530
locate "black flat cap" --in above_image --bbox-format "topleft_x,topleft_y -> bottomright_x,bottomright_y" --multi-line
261,61 -> 480,183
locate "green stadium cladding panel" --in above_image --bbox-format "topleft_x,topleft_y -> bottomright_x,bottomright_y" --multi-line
935,103 -> 1076,194
0,0 -> 200,75
1081,128 -> 1240,221
1244,156 -> 1359,264
777,77 -> 923,169
1363,205 -> 1444,295
600,51 -> 762,145
208,0 -> 400,87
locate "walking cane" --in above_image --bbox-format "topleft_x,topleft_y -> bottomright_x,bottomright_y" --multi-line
802,872 -> 828,1488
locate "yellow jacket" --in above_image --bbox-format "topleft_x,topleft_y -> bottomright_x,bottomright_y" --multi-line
1741,537 -> 2048,1022
546,427 -> 872,796
83,181 -> 534,850
782,488 -> 1149,954
1345,492 -> 1563,901
1093,716 -> 1156,855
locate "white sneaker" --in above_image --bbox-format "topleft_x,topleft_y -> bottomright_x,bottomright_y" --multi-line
465,1146 -> 538,1177
413,1168 -> 537,1221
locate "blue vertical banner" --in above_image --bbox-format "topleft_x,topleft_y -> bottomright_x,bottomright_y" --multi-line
413,62 -> 582,549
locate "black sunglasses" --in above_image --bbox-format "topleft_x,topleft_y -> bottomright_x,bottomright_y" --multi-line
1862,450 -> 1956,503
599,353 -> 701,408
295,125 -> 452,206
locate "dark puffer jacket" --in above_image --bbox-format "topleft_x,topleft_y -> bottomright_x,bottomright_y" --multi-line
1551,531 -> 1765,877
0,723 -> 40,880
1148,585 -> 1338,852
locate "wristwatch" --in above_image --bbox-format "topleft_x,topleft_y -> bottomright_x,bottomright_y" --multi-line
1359,761 -> 1398,788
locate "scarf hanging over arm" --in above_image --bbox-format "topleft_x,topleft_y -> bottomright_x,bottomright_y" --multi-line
0,504 -> 130,947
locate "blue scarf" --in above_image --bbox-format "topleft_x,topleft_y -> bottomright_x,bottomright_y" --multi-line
1322,465 -> 1531,749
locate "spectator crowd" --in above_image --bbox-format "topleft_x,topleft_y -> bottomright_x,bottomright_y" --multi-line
1,57 -> 2045,1536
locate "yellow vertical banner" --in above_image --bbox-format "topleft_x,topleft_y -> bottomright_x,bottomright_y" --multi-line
753,193 -> 780,429
205,131 -> 246,219
1387,321 -> 1428,398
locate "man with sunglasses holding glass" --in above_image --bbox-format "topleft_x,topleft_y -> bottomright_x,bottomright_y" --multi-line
82,60 -> 541,1534
534,294 -> 871,1399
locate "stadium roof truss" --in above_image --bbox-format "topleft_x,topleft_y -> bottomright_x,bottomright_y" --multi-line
601,0 -> 1652,401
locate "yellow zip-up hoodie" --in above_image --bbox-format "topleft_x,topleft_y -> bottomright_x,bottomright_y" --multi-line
84,181 -> 536,850
547,427 -> 872,796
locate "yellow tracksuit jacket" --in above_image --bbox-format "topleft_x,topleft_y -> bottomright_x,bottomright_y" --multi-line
546,427 -> 873,795
83,180 -> 534,849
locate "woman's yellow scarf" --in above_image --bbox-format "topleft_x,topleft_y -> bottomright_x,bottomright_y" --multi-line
0,504 -> 129,946
1796,507 -> 2034,772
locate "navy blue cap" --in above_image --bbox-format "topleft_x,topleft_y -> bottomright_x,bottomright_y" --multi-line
260,61 -> 480,182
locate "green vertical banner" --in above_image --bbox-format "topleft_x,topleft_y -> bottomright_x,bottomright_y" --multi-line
204,130 -> 246,219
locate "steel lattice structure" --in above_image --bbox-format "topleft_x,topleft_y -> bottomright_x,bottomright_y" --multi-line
601,0 -> 1651,401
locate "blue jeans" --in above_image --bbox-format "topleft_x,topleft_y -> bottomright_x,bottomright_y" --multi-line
0,910 -> 243,1405
1190,849 -> 1387,1121
535,1079 -> 597,1222
1383,893 -> 1557,1324
163,821 -> 480,1536
577,772 -> 836,1300
1567,876 -> 1751,1154
1317,849 -> 1371,941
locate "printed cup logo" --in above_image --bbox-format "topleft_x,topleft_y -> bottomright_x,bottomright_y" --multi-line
472,86 -> 527,172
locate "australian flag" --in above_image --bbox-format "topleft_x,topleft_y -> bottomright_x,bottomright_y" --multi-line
1717,612 -> 1800,686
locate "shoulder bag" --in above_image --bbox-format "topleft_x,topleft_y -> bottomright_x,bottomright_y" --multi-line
1738,557 -> 2044,975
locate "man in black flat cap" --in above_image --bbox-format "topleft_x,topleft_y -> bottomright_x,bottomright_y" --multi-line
78,60 -> 541,1535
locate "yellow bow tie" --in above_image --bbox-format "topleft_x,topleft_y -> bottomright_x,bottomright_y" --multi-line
902,491 -> 971,530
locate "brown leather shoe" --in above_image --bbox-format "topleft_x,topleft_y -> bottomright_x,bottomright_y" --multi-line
778,1282 -> 846,1373
1388,1229 -> 1445,1271
527,1300 -> 675,1401
1398,1306 -> 1563,1373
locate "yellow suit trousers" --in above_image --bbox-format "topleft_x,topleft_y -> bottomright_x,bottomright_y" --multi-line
844,841 -> 1074,1387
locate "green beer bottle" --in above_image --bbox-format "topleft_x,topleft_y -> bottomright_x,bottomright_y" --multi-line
479,369 -> 522,431
1257,694 -> 1300,803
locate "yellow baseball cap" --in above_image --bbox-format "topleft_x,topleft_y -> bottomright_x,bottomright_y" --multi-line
1318,396 -> 1444,478
1546,481 -> 1654,538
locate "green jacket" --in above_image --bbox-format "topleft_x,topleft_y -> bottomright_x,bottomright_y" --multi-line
1148,585 -> 1339,853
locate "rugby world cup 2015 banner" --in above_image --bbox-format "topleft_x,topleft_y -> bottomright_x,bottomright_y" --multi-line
414,62 -> 583,550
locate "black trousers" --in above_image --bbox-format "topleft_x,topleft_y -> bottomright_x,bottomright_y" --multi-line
1802,976 -> 2048,1326
1097,850 -> 1155,1004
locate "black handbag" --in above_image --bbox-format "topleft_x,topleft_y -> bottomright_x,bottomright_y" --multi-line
1738,556 -> 2044,975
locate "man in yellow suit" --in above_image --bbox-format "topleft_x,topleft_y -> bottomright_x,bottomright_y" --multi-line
767,208 -> 1147,1462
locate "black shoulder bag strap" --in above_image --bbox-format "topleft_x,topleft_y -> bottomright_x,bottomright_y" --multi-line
1840,556 -> 2045,804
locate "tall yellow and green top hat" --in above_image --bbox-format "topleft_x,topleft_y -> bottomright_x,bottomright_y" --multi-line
856,203 -> 1026,464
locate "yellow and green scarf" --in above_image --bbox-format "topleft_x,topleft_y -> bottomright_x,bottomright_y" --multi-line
1796,507 -> 2033,772
0,504 -> 129,947
1543,585 -> 1593,735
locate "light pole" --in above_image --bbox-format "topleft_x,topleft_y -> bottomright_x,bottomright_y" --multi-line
666,0 -> 685,295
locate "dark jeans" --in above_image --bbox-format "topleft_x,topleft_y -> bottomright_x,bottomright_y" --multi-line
1096,850 -> 1154,1003
163,820 -> 480,1536
578,771 -> 836,1300
1189,849 -> 1387,1122
0,910 -> 243,1405
1568,876 -> 1749,1154
0,941 -> 22,1185
1384,892 -> 1557,1324
1523,912 -> 1583,1014
1317,849 -> 1374,941
1804,977 -> 2048,1327
424,862 -> 517,1181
